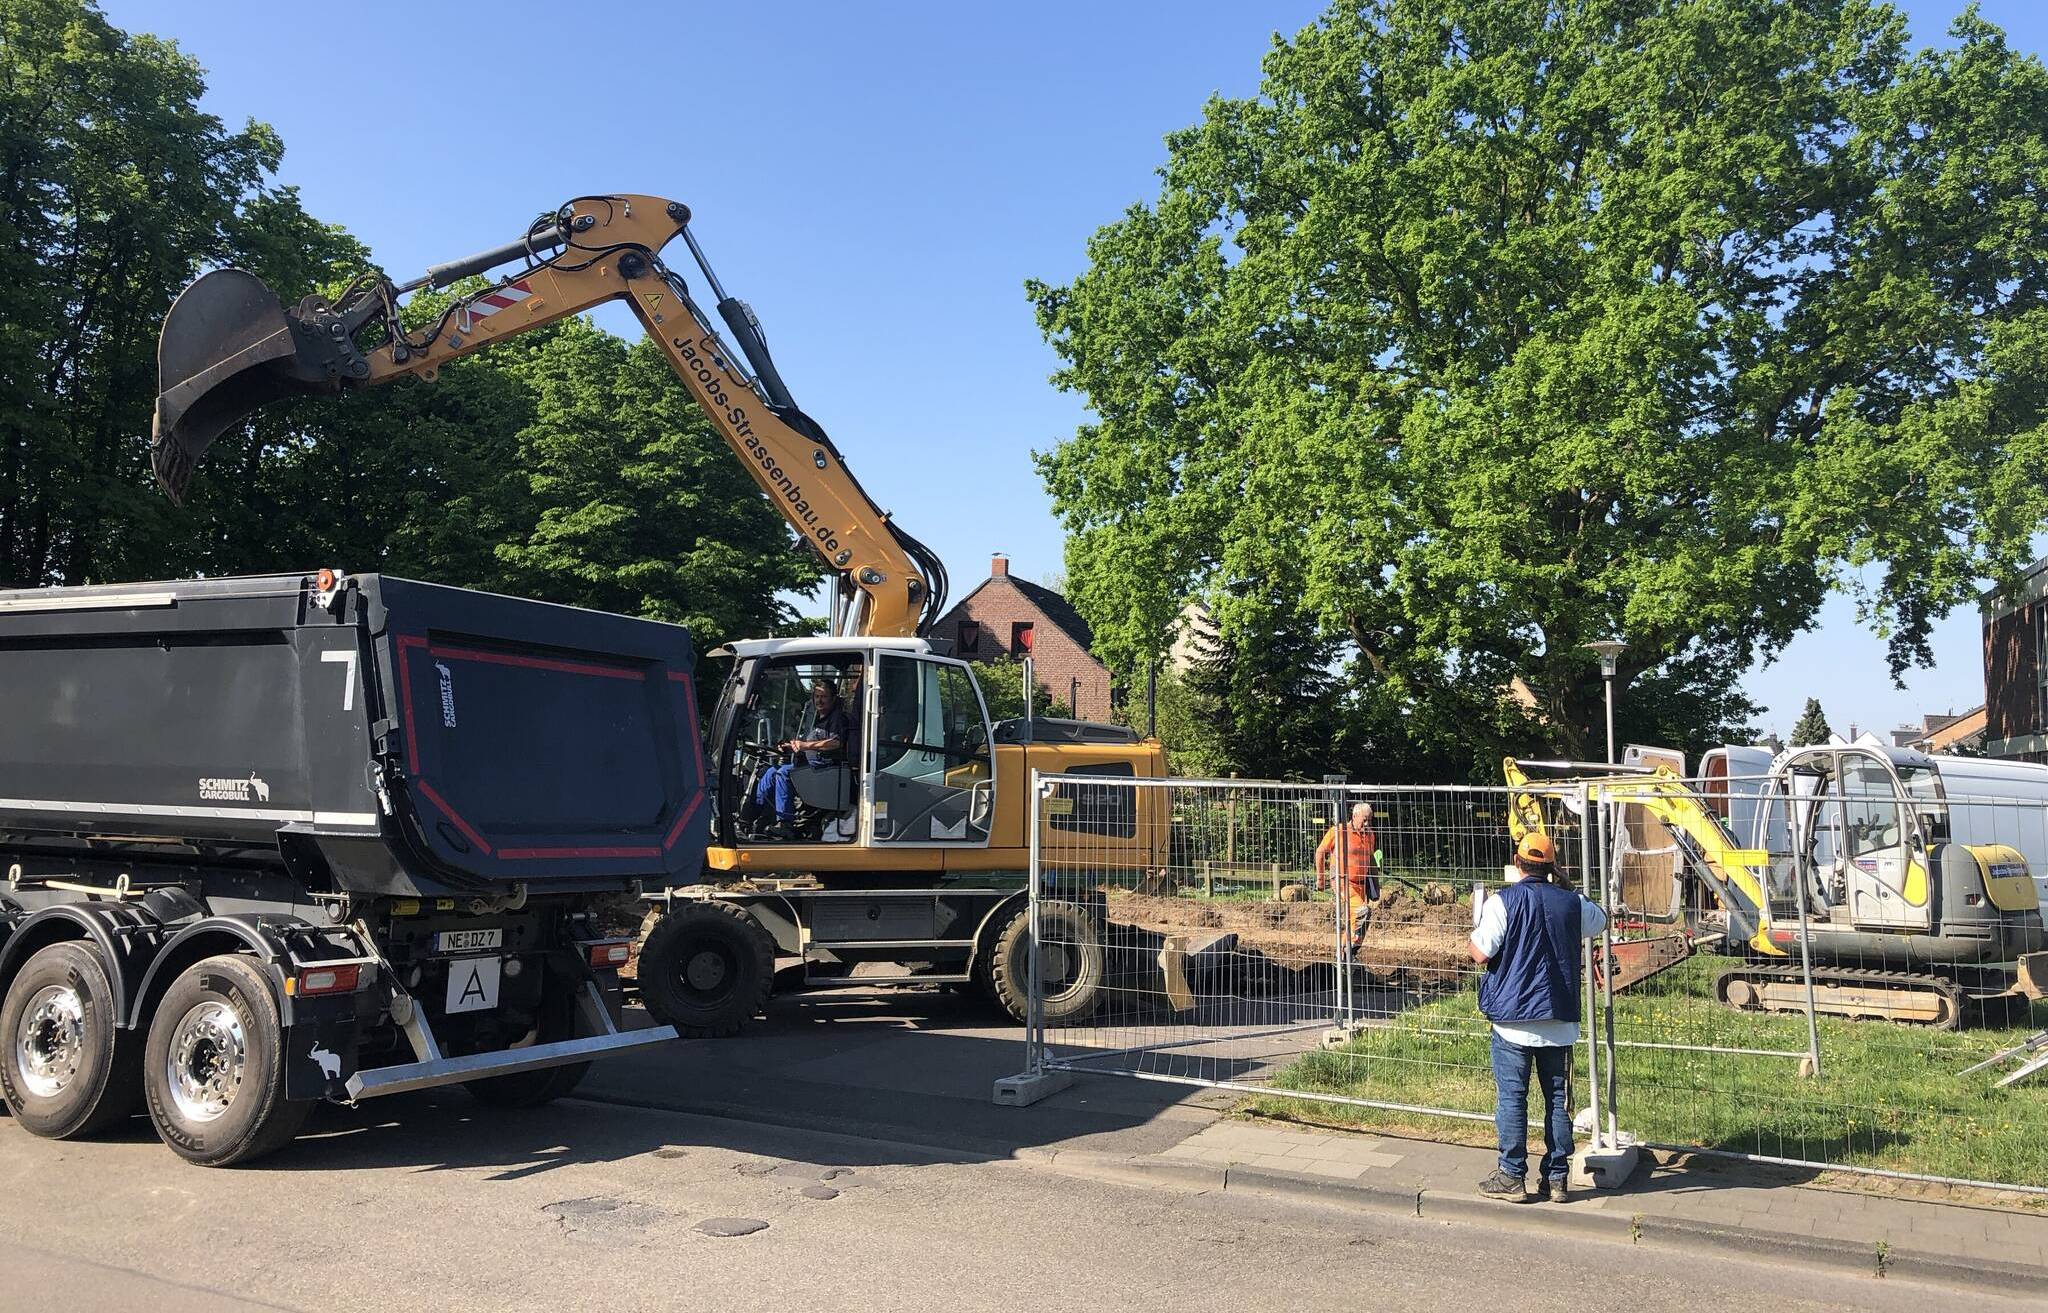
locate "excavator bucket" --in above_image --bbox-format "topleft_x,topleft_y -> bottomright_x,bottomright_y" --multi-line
1593,932 -> 1693,993
152,268 -> 310,503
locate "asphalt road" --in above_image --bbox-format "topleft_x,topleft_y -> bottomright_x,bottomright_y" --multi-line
0,994 -> 2027,1312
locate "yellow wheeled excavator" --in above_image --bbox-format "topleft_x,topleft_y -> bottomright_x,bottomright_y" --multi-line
1506,748 -> 2048,1029
154,193 -> 1163,1035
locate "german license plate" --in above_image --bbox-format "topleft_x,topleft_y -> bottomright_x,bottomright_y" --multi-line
445,956 -> 502,1014
435,927 -> 503,953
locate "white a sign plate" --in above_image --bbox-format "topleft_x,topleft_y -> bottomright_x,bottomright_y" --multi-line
445,956 -> 502,1014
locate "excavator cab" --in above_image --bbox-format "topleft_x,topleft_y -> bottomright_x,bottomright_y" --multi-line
708,638 -> 996,856
1759,745 -> 1932,932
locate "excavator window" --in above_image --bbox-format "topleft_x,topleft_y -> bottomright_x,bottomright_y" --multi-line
871,654 -> 993,846
1842,757 -> 1903,856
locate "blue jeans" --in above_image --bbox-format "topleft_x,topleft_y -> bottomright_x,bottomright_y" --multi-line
1490,1030 -> 1573,1181
754,763 -> 796,823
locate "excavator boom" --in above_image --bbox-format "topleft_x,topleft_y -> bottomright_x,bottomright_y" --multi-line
153,193 -> 945,637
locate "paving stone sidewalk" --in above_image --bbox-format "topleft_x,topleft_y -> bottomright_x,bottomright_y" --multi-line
1143,1119 -> 2048,1287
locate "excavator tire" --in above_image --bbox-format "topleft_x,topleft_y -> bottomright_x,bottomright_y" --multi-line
988,900 -> 1103,1024
638,902 -> 776,1038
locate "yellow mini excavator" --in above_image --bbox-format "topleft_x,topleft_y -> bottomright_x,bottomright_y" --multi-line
1506,749 -> 2048,1029
154,193 -> 1166,1035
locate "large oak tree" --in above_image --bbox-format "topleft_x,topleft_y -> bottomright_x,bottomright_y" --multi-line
1032,0 -> 2048,767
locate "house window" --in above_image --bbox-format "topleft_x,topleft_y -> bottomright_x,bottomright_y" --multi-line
958,620 -> 980,655
1011,621 -> 1034,654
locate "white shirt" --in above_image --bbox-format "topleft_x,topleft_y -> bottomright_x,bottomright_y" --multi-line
1469,883 -> 1607,1047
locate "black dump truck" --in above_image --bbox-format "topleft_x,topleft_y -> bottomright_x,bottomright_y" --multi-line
0,570 -> 712,1164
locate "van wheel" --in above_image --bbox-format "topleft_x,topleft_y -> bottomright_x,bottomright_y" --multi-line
638,902 -> 775,1038
988,901 -> 1104,1023
0,941 -> 140,1138
143,954 -> 309,1166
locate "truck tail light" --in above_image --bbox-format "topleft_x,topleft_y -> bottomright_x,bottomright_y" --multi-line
586,941 -> 632,970
293,963 -> 361,996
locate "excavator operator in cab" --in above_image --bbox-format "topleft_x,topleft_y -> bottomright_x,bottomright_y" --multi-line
754,679 -> 853,839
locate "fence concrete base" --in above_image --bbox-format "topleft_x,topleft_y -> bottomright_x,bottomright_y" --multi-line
1570,1140 -> 1641,1190
993,1068 -> 1073,1107
1321,1021 -> 1375,1049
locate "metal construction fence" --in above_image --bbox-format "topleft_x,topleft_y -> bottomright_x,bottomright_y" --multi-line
1013,771 -> 2048,1194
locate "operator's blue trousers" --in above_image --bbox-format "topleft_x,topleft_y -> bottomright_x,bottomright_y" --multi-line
754,764 -> 797,823
1491,1031 -> 1573,1181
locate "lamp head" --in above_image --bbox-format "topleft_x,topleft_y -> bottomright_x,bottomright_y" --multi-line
1584,639 -> 1627,678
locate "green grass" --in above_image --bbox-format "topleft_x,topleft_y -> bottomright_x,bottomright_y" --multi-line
1246,956 -> 2048,1189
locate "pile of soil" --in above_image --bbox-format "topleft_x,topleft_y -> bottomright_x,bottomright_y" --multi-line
1103,887 -> 1473,979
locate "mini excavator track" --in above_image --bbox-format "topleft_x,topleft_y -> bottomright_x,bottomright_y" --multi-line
1716,963 -> 1965,1030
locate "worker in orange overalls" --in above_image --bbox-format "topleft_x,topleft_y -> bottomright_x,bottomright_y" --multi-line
1315,802 -> 1381,957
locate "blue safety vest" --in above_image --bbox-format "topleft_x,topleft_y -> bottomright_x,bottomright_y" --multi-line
1477,879 -> 1583,1025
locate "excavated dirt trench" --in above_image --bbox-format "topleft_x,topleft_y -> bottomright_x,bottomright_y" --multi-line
1102,887 -> 1475,982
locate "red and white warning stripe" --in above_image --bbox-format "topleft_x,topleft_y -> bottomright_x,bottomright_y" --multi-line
466,278 -> 533,319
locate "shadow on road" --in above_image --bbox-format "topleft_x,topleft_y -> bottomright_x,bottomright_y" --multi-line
119,989 -> 1217,1176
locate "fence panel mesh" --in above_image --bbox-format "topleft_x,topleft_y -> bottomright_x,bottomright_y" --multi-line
1027,777 -> 1604,1130
1020,770 -> 2048,1193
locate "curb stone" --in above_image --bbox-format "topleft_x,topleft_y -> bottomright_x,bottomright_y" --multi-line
1023,1148 -> 2048,1297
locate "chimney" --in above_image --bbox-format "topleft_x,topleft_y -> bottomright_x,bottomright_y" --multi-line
990,553 -> 1009,578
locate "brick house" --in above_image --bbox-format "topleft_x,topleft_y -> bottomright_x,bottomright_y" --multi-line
1891,708 -> 1987,755
928,554 -> 1114,720
1984,558 -> 2048,761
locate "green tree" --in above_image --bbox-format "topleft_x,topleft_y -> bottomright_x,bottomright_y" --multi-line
1113,666 -> 1233,777
1791,698 -> 1834,747
1031,0 -> 2048,768
1178,595 -> 1347,780
492,319 -> 821,649
968,657 -> 1074,721
0,0 -> 304,585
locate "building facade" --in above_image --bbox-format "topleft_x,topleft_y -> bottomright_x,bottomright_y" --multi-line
1892,708 -> 1987,755
1984,559 -> 2048,761
927,554 -> 1114,721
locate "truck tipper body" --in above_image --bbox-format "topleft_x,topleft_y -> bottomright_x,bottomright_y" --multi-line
0,570 -> 712,1164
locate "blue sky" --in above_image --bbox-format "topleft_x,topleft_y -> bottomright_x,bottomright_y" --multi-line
107,0 -> 2045,742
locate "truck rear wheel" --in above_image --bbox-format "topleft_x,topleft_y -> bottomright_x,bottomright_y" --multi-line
465,994 -> 592,1107
637,902 -> 775,1038
0,941 -> 140,1138
988,901 -> 1103,1024
465,1059 -> 591,1108
143,954 -> 308,1166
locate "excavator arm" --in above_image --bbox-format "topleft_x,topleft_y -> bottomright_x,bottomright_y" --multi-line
152,193 -> 945,637
1504,757 -> 1781,955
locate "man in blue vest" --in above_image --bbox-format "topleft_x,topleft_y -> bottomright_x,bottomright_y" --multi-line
1468,831 -> 1607,1202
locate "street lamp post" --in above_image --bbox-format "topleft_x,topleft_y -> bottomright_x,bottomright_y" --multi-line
1584,640 -> 1627,765
1581,637 -> 1628,1151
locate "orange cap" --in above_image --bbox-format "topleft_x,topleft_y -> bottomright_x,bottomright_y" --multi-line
1515,832 -> 1557,868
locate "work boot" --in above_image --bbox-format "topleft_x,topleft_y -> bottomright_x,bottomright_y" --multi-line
1539,1176 -> 1572,1203
1476,1169 -> 1527,1200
